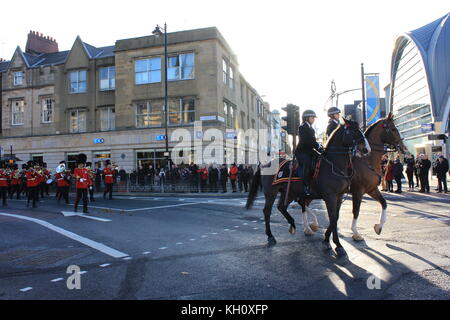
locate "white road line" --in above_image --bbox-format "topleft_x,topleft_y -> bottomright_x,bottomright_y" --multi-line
0,212 -> 128,259
99,263 -> 111,267
176,242 -> 183,245
51,278 -> 64,282
126,202 -> 200,212
123,257 -> 133,260
159,247 -> 168,250
78,271 -> 87,275
142,251 -> 151,255
20,287 -> 32,292
61,211 -> 111,222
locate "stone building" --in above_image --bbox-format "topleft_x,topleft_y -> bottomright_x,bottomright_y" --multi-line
0,28 -> 271,172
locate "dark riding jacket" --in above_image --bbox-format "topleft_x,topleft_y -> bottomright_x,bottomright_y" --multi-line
326,119 -> 339,137
296,122 -> 320,156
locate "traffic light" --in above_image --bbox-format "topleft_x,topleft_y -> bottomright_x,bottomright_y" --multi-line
281,104 -> 300,135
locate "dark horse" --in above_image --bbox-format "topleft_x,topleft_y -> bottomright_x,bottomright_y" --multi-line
246,118 -> 370,257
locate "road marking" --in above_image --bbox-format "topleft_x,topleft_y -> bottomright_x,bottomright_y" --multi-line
189,238 -> 196,241
99,263 -> 111,267
126,203 -> 200,212
61,211 -> 111,222
51,278 -> 64,282
176,242 -> 183,245
142,251 -> 151,255
20,287 -> 32,292
0,212 -> 128,259
201,235 -> 207,238
123,257 -> 133,260
159,247 -> 168,250
78,271 -> 87,275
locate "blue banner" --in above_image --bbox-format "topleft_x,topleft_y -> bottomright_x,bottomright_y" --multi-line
365,75 -> 380,125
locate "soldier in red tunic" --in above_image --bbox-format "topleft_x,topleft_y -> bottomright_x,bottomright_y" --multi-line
55,161 -> 71,204
0,161 -> 10,206
74,153 -> 89,213
103,160 -> 116,200
9,164 -> 22,200
25,161 -> 39,208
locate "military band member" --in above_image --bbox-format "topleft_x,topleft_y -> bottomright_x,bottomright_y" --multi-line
103,160 -> 116,200
74,153 -> 89,213
9,164 -> 22,200
86,162 -> 95,202
41,163 -> 51,197
0,162 -> 10,206
25,161 -> 39,208
55,161 -> 70,204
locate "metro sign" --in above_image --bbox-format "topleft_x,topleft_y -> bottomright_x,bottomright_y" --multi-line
156,135 -> 166,141
93,138 -> 105,144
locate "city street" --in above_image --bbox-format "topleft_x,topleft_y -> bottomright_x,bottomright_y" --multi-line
0,188 -> 449,300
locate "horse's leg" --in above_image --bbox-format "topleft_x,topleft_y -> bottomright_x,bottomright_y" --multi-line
333,195 -> 347,256
322,196 -> 334,251
304,201 -> 320,232
264,190 -> 278,246
277,190 -> 296,235
351,191 -> 365,241
368,188 -> 388,235
300,202 -> 314,236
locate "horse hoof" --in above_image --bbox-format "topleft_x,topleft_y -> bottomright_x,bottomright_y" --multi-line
304,228 -> 314,236
268,237 -> 277,246
289,225 -> 296,235
309,224 -> 320,232
352,234 -> 365,242
374,224 -> 382,235
322,241 -> 332,251
335,247 -> 347,257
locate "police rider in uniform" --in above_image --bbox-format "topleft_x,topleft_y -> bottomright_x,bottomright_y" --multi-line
326,107 -> 341,137
295,110 -> 322,196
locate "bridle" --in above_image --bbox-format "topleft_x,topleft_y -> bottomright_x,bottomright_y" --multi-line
369,120 -> 405,154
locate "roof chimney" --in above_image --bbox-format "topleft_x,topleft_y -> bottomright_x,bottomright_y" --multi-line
25,30 -> 59,55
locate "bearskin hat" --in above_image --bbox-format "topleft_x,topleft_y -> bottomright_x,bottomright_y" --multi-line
76,153 -> 87,165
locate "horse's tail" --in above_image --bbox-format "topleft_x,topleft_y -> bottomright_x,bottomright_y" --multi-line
246,168 -> 261,210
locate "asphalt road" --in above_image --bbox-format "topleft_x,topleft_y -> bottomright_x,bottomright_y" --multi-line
0,188 -> 449,300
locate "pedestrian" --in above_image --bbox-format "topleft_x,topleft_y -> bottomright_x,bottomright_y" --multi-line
189,162 -> 199,192
74,153 -> 89,213
435,155 -> 449,193
242,165 -> 250,192
384,160 -> 394,192
417,154 -> 431,193
220,164 -> 228,193
86,162 -> 95,202
95,162 -> 102,192
237,164 -> 244,192
414,154 -> 421,190
392,158 -> 404,193
198,165 -> 208,193
229,163 -> 238,192
209,164 -> 219,193
404,154 -> 415,191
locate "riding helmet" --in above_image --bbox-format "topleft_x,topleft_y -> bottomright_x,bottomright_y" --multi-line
327,107 -> 341,117
302,109 -> 317,122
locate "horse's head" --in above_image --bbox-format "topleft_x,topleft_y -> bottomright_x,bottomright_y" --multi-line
342,118 -> 371,157
380,112 -> 409,154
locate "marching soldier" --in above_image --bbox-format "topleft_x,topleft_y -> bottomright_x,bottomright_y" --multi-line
55,161 -> 70,204
0,161 -> 10,206
42,163 -> 51,197
86,162 -> 95,202
295,110 -> 322,196
74,153 -> 89,213
9,164 -> 22,200
25,161 -> 39,208
326,107 -> 341,137
103,160 -> 116,200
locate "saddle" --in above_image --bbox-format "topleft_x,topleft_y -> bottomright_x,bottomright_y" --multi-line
272,157 -> 322,186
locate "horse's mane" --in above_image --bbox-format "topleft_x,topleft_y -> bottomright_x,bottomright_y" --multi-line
324,124 -> 343,148
364,118 -> 385,137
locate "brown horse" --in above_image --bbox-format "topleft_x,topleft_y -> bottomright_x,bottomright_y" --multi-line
246,118 -> 370,257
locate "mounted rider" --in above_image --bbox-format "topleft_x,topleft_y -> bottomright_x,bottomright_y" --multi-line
326,107 -> 341,137
295,109 -> 323,196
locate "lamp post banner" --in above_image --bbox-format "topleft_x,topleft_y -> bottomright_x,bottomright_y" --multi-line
365,75 -> 380,125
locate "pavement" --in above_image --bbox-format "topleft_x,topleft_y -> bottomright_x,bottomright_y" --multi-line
0,187 -> 449,300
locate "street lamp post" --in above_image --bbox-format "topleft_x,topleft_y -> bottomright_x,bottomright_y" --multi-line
153,23 -> 170,170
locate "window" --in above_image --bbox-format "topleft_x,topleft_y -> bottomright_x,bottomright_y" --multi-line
168,53 -> 194,81
135,101 -> 162,127
223,101 -> 236,129
100,67 -> 115,91
69,70 -> 87,93
169,98 -> 195,125
69,109 -> 87,133
12,100 -> 24,125
222,59 -> 228,84
41,98 -> 53,123
100,107 -> 115,131
14,71 -> 24,86
135,58 -> 161,84
229,67 -> 234,90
